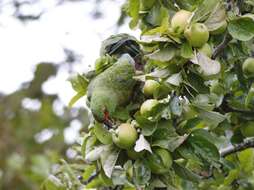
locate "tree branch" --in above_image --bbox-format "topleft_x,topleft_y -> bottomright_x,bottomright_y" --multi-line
219,96 -> 254,115
220,139 -> 254,157
212,32 -> 232,59
80,170 -> 100,185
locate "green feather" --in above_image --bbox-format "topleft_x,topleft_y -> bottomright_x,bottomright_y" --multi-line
87,54 -> 136,121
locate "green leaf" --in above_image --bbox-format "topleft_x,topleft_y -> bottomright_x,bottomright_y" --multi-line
180,42 -> 194,59
170,96 -> 183,117
93,123 -> 113,145
111,166 -> 134,186
146,47 -> 176,62
100,145 -> 120,178
188,133 -> 220,164
223,169 -> 239,186
68,74 -> 88,93
129,0 -> 140,28
68,92 -> 85,108
191,52 -> 221,77
133,160 -> 151,186
238,148 -> 254,174
191,0 -> 220,23
228,15 -> 254,41
152,120 -> 188,152
85,145 -> 105,162
173,163 -> 202,182
193,106 -> 226,128
41,175 -> 65,190
204,2 -> 227,32
135,112 -> 158,136
175,0 -> 202,11
134,134 -> 152,153
165,72 -> 183,87
245,83 -> 254,109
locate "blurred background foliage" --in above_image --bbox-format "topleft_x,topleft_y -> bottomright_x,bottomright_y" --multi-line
0,0 -> 126,189
0,60 -> 89,189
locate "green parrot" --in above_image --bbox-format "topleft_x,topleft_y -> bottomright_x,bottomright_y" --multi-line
99,33 -> 143,71
100,33 -> 140,58
87,54 -> 136,122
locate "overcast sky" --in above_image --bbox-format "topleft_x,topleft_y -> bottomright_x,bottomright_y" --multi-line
0,0 -> 138,106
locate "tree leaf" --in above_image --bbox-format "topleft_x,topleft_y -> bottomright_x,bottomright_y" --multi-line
133,160 -> 151,186
41,175 -> 65,190
180,42 -> 194,59
85,145 -> 105,163
129,0 -> 140,28
228,15 -> 254,41
152,120 -> 188,152
191,52 -> 221,77
191,0 -> 220,23
135,112 -> 158,136
68,92 -> 85,108
134,134 -> 152,153
100,145 -> 120,177
204,2 -> 227,32
146,47 -> 176,62
166,72 -> 183,86
170,96 -> 183,116
188,133 -> 220,164
173,163 -> 202,182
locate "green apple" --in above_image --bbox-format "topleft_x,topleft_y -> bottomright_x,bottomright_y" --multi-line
112,123 -> 138,149
147,148 -> 172,174
184,23 -> 209,47
171,10 -> 192,34
198,43 -> 212,58
143,80 -> 160,97
210,21 -> 227,35
242,57 -> 254,78
240,122 -> 254,137
140,99 -> 159,117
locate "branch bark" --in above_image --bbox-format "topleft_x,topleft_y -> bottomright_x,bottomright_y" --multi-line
212,32 -> 232,59
220,139 -> 254,157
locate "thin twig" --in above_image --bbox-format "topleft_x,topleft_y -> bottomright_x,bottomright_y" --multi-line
212,32 -> 232,59
81,170 -> 100,185
220,139 -> 254,157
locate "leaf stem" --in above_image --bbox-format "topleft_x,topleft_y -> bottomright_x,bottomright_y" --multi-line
220,139 -> 254,157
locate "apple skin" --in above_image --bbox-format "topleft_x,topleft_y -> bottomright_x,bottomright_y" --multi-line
198,43 -> 212,58
140,99 -> 159,117
147,148 -> 172,174
112,123 -> 138,149
241,122 -> 254,137
184,23 -> 210,48
210,21 -> 227,35
143,80 -> 160,97
171,10 -> 192,34
242,58 -> 254,78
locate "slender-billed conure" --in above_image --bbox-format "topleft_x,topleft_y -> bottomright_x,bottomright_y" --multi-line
87,54 -> 136,122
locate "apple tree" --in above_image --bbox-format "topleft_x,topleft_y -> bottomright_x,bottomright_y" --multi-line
42,0 -> 254,189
